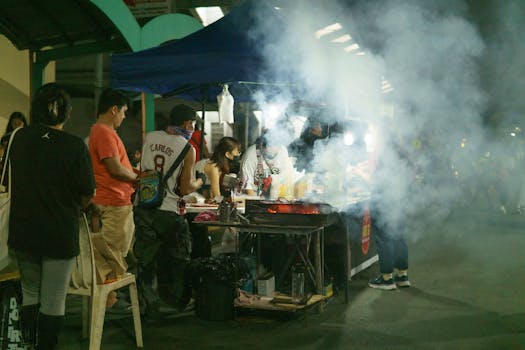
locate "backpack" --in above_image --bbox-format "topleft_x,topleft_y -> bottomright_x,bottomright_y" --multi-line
137,143 -> 190,208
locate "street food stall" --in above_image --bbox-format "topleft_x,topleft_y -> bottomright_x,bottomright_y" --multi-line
111,1 -> 381,315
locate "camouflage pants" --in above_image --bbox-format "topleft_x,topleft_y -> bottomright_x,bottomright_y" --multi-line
133,207 -> 191,313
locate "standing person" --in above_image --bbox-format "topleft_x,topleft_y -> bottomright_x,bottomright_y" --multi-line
239,131 -> 294,279
134,104 -> 203,319
288,118 -> 325,172
88,89 -> 137,300
368,142 -> 411,290
1,111 -> 28,143
1,111 -> 28,161
240,130 -> 294,198
189,123 -> 210,162
8,83 -> 95,349
368,217 -> 410,290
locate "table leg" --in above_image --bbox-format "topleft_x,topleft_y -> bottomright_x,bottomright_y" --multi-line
314,229 -> 324,313
344,224 -> 350,304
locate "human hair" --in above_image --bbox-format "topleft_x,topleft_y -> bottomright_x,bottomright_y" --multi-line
256,129 -> 269,149
210,136 -> 241,174
169,104 -> 197,126
30,83 -> 71,126
97,88 -> 130,116
4,111 -> 27,134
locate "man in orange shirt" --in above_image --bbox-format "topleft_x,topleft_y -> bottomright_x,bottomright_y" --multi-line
88,89 -> 138,302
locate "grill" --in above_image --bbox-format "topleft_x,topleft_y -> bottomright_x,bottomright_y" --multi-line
245,200 -> 339,226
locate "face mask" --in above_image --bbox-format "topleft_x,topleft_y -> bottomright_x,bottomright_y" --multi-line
166,125 -> 193,140
230,155 -> 241,172
263,151 -> 277,160
179,128 -> 193,140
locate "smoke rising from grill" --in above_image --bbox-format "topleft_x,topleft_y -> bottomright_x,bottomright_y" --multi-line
242,0 -> 525,234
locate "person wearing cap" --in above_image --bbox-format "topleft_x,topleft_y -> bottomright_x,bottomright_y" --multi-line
134,104 -> 203,320
88,89 -> 138,310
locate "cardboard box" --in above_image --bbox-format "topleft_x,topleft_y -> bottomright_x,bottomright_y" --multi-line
257,273 -> 275,297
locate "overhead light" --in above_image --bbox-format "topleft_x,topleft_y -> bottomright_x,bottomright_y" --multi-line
356,51 -> 366,56
344,132 -> 355,146
195,6 -> 224,26
274,6 -> 281,10
343,43 -> 359,52
331,34 -> 352,43
315,23 -> 342,39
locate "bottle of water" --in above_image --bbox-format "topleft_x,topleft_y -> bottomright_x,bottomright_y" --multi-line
291,264 -> 305,304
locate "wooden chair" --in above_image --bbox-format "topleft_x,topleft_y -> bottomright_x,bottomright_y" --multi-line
68,213 -> 143,350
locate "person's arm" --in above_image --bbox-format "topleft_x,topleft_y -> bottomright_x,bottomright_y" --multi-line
179,148 -> 203,195
205,162 -> 222,199
77,142 -> 96,209
102,156 -> 138,182
81,195 -> 93,209
202,140 -> 211,159
240,147 -> 257,195
245,188 -> 256,196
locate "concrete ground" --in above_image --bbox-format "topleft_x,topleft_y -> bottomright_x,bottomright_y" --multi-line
60,207 -> 525,349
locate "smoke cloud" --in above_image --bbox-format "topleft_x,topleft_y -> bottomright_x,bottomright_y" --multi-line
243,0 -> 523,235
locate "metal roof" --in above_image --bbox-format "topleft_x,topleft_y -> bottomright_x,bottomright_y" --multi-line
0,0 -> 128,51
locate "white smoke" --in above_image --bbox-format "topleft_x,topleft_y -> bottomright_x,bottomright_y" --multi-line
244,0 -> 522,233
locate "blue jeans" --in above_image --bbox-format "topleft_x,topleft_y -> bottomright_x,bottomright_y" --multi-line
373,221 -> 408,274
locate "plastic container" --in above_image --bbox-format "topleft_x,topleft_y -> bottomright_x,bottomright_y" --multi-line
291,264 -> 305,304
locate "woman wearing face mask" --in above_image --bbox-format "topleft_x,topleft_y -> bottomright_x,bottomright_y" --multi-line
195,136 -> 241,203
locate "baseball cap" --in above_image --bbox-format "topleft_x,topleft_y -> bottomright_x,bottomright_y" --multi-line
169,104 -> 199,125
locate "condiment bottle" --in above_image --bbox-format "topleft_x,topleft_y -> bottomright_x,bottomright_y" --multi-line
178,197 -> 186,216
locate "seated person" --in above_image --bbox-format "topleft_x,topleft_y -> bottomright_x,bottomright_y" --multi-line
240,130 -> 294,198
195,136 -> 242,203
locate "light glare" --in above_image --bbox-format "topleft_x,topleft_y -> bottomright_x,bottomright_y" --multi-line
315,23 -> 342,39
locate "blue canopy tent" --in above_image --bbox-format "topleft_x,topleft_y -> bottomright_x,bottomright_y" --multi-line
110,1 -> 289,102
110,1 -> 294,155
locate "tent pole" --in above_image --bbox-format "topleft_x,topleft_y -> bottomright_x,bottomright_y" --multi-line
141,92 -> 146,144
199,84 -> 208,160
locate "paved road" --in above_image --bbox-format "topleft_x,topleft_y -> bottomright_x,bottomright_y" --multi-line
61,207 -> 525,349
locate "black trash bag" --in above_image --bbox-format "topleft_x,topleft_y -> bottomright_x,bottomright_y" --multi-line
0,281 -> 24,350
190,255 -> 249,321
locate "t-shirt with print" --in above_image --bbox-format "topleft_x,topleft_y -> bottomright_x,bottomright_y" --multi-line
141,130 -> 191,213
89,123 -> 134,206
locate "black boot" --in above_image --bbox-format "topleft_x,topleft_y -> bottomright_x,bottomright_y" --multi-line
36,313 -> 64,350
21,304 -> 39,349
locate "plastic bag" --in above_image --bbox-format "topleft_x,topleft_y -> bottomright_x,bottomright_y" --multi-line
217,84 -> 234,124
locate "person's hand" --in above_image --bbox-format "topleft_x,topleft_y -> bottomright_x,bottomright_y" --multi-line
195,171 -> 207,184
195,178 -> 204,189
